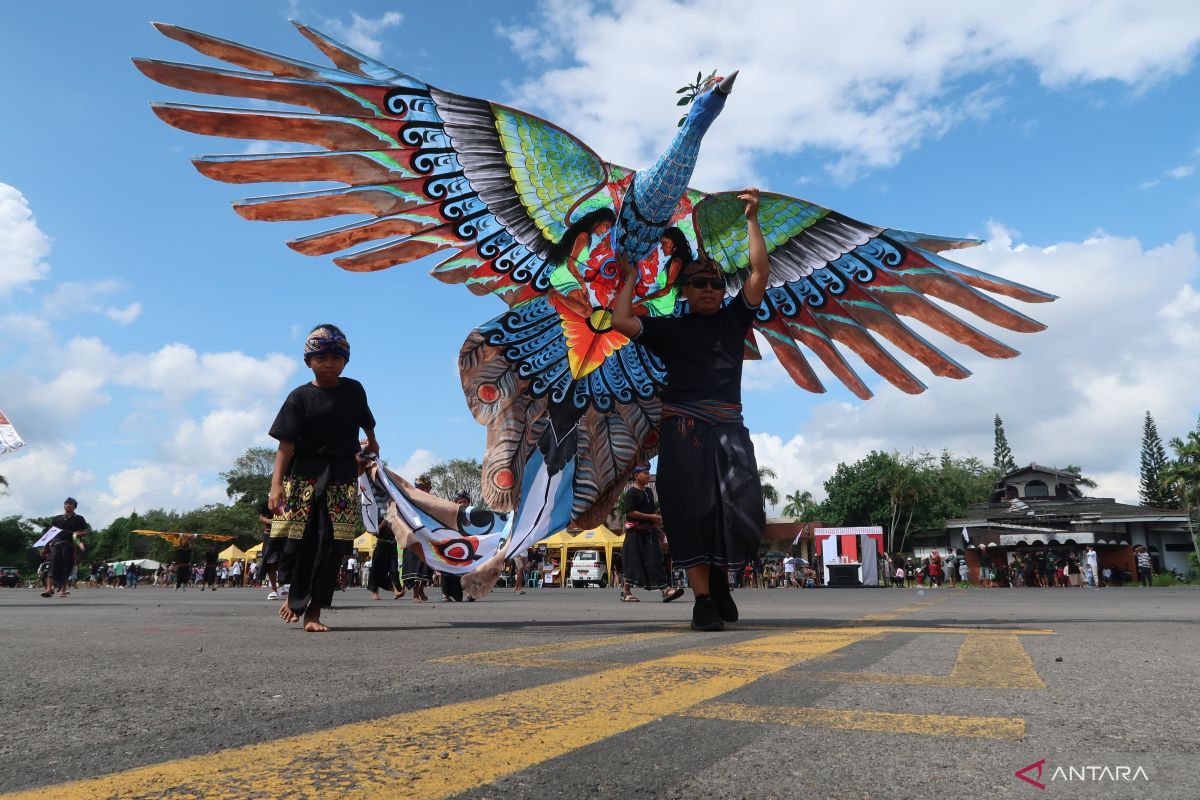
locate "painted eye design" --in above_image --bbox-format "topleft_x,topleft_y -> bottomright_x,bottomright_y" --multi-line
432,537 -> 482,567
459,507 -> 499,536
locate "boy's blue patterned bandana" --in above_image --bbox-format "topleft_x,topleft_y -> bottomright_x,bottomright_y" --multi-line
304,325 -> 350,362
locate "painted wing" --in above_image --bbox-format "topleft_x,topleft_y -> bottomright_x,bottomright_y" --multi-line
135,21 -> 613,306
460,325 -> 660,523
693,192 -> 1056,399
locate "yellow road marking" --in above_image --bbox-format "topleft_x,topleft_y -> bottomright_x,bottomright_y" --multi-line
855,625 -> 1056,636
793,632 -> 1047,688
850,597 -> 951,623
432,630 -> 682,667
736,624 -> 1055,635
682,702 -> 1025,740
2,629 -> 870,800
949,633 -> 1046,688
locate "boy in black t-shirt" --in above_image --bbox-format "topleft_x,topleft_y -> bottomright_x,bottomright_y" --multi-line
268,324 -> 379,632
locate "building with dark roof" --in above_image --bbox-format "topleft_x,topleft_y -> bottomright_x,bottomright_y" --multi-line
913,464 -> 1195,578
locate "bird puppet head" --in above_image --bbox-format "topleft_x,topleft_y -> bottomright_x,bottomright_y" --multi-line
676,70 -> 738,128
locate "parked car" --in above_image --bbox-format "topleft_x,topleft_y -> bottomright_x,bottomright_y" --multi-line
569,550 -> 608,588
0,566 -> 20,588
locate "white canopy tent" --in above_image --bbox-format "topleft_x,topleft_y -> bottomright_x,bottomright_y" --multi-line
107,559 -> 163,570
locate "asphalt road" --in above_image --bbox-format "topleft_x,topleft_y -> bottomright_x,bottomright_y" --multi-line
1,582 -> 1197,799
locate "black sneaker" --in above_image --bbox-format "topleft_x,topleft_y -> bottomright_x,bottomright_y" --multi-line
709,568 -> 739,623
691,595 -> 725,631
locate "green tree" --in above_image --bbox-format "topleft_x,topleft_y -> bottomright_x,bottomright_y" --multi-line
993,414 -> 1017,473
427,458 -> 485,506
219,446 -> 276,509
0,515 -> 39,570
877,454 -> 924,553
758,466 -> 779,508
782,490 -> 818,519
822,450 -> 996,553
1161,431 -> 1200,569
917,452 -> 997,531
820,450 -> 900,530
179,503 -> 262,550
1139,411 -> 1175,507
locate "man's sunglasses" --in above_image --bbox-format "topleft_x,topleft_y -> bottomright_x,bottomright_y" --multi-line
685,276 -> 727,290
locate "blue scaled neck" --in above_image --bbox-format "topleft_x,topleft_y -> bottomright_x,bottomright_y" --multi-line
614,89 -> 727,262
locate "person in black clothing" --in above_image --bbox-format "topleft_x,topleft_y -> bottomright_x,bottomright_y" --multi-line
439,492 -> 471,602
201,545 -> 219,591
174,536 -> 193,590
268,324 -> 379,632
257,499 -> 282,598
613,189 -> 770,631
620,466 -> 685,603
42,497 -> 91,598
400,475 -> 435,602
367,518 -> 404,600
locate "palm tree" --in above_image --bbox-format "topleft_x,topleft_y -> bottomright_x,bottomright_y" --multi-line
1063,464 -> 1098,489
1161,432 -> 1200,568
782,490 -> 817,519
758,467 -> 779,508
881,470 -> 921,554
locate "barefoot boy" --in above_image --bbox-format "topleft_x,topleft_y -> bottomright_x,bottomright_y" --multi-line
268,324 -> 379,632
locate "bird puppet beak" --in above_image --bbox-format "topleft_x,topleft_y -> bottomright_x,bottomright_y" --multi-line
716,70 -> 738,95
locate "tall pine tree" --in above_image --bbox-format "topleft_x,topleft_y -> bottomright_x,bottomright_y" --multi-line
1139,411 -> 1175,508
993,414 -> 1017,473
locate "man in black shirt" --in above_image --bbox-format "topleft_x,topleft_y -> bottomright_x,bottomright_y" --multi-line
620,466 -> 684,603
42,497 -> 90,598
174,537 -> 193,590
201,545 -> 219,591
614,189 -> 770,631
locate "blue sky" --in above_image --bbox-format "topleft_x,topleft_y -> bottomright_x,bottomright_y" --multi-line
2,1 -> 1199,525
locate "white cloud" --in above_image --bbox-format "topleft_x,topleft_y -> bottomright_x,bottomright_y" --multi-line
322,11 -> 403,59
167,405 -> 277,470
95,465 -> 230,517
114,345 -> 296,409
0,183 -> 51,295
499,1 -> 1200,185
750,227 -> 1200,509
0,444 -> 94,519
2,335 -> 298,525
1162,284 -> 1200,318
105,302 -> 142,325
33,279 -> 145,327
1167,163 -> 1196,179
389,448 -> 438,481
0,186 -> 304,527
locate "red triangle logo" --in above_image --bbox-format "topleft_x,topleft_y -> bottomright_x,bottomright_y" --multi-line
1015,758 -> 1046,790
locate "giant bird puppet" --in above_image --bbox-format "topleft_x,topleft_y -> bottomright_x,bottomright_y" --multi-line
137,21 -> 1055,595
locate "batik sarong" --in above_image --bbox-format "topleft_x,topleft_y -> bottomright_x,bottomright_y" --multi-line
656,400 -> 764,571
271,471 -> 358,613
